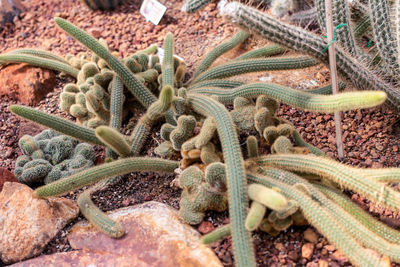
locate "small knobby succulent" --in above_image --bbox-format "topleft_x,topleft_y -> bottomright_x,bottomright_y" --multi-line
15,129 -> 95,186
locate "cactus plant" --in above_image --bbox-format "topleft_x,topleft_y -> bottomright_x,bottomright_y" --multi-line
14,129 -> 95,186
9,18 -> 400,267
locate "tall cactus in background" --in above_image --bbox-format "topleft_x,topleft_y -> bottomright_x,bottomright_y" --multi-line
80,0 -> 123,11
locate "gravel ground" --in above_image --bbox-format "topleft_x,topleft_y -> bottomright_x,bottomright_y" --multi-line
1,0 -> 400,266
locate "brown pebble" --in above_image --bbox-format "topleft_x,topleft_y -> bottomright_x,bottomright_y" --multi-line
302,243 -> 314,260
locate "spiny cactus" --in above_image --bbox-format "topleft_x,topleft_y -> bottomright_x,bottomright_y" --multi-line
55,17 -> 158,108
59,40 -> 162,127
15,130 -> 95,186
169,115 -> 197,150
0,53 -> 79,77
219,1 -> 400,107
8,19 -> 399,267
177,164 -> 228,224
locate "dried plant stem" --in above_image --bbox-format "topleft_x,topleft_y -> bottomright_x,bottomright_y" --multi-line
325,0 -> 344,159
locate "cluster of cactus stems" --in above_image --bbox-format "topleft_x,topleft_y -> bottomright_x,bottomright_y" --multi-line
218,1 -> 400,108
14,130 -> 95,186
7,17 -> 400,267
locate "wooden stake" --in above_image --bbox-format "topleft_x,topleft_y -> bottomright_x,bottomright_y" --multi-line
325,0 -> 344,159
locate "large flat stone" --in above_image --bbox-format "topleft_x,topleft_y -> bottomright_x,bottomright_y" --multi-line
10,250 -> 147,267
0,182 -> 79,264
68,201 -> 222,267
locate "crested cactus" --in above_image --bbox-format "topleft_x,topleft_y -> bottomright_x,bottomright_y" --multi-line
15,130 -> 95,186
177,164 -> 228,224
169,115 -> 197,150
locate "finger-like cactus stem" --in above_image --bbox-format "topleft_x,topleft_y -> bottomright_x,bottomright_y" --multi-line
10,105 -> 103,145
162,33 -> 175,88
193,30 -> 250,78
170,115 -> 197,150
201,224 -> 231,244
33,158 -> 179,197
54,17 -> 157,108
245,201 -> 266,231
248,183 -> 288,211
192,83 -> 387,113
77,188 -> 125,238
95,126 -> 131,157
246,136 -> 259,158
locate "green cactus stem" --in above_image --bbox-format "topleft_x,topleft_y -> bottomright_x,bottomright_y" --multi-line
194,117 -> 216,148
247,183 -> 288,211
187,93 -> 255,267
315,183 -> 400,244
10,105 -> 103,145
181,0 -> 211,13
0,48 -> 69,65
193,30 -> 250,78
234,44 -> 286,61
367,0 -> 400,78
192,57 -> 318,83
246,136 -> 259,158
315,0 -> 361,57
95,126 -> 131,157
107,75 -> 124,159
54,17 -> 157,108
188,79 -> 244,90
255,154 -> 400,213
245,201 -> 267,231
218,1 -> 400,107
192,83 -> 387,113
258,168 -> 400,263
170,115 -> 197,151
201,224 -> 231,244
0,54 -> 79,78
246,171 -> 387,267
162,33 -> 175,88
129,85 -> 174,155
77,187 -> 125,238
33,157 -> 179,197
292,129 -> 325,156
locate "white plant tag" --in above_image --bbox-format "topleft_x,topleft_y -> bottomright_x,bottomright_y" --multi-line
140,0 -> 167,25
156,47 -> 184,63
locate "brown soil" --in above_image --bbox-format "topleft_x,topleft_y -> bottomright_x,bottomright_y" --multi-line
1,0 -> 400,266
